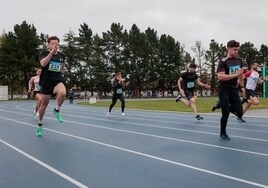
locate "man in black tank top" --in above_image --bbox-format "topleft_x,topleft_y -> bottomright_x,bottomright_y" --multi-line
216,40 -> 245,140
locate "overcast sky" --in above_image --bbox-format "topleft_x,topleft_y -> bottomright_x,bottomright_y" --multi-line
1,0 -> 268,52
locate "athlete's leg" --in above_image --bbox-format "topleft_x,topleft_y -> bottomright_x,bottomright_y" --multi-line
38,94 -> 51,123
243,102 -> 251,114
53,83 -> 66,110
118,94 -> 125,113
189,98 -> 198,115
249,96 -> 259,105
109,95 -> 118,113
180,98 -> 191,107
230,89 -> 244,123
218,87 -> 231,136
35,93 -> 41,114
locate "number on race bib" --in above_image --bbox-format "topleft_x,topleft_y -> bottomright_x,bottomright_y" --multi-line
187,82 -> 195,88
48,61 -> 62,72
116,88 -> 123,94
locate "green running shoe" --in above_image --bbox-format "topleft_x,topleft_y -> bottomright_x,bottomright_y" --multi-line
36,126 -> 43,137
54,108 -> 64,123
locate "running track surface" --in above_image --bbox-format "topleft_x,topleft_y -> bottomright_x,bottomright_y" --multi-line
0,100 -> 267,188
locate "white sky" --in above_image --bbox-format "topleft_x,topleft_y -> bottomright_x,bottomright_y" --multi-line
1,0 -> 268,52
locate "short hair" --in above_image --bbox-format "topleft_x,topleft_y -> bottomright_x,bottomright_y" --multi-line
189,63 -> 197,68
115,72 -> 122,77
47,36 -> 60,43
227,40 -> 240,48
250,60 -> 258,66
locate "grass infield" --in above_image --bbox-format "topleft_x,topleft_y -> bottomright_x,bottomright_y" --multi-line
79,97 -> 268,113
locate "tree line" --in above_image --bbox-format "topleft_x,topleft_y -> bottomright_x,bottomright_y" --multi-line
1,21 -> 268,99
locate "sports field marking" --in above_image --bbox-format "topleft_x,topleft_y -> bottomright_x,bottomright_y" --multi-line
0,139 -> 89,188
0,117 -> 267,188
1,115 -> 268,158
16,104 -> 268,128
61,111 -> 268,134
12,105 -> 268,141
54,105 -> 268,129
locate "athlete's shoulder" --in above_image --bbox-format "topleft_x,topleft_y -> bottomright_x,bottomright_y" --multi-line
244,70 -> 252,77
39,49 -> 49,55
220,57 -> 229,62
57,52 -> 66,57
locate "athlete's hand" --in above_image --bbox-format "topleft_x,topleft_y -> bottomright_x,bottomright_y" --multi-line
179,89 -> 185,97
241,88 -> 246,96
204,84 -> 211,90
236,68 -> 244,76
50,45 -> 58,54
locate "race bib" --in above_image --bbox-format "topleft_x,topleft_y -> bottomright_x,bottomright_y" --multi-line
253,77 -> 258,83
116,88 -> 123,94
35,84 -> 41,91
229,65 -> 240,75
187,82 -> 195,88
48,61 -> 62,72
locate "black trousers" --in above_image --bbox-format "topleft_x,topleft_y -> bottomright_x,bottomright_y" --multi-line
218,86 -> 243,134
109,94 -> 125,113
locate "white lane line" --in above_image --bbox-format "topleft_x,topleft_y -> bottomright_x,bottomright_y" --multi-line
11,107 -> 268,142
0,117 -> 267,188
15,104 -> 268,129
1,109 -> 268,156
0,139 -> 89,188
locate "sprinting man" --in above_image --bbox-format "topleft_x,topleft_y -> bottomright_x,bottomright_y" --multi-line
216,40 -> 245,141
176,63 -> 210,120
37,36 -> 66,136
107,72 -> 129,117
242,60 -> 268,114
28,68 -> 42,116
211,80 -> 247,123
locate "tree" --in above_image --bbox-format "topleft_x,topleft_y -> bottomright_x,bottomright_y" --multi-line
239,42 -> 259,69
191,40 -> 206,76
62,30 -> 80,89
157,34 -> 183,95
205,39 -> 223,95
258,44 -> 268,66
77,23 -> 94,95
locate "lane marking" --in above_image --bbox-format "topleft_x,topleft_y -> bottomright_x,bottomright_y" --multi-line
10,107 -> 268,142
1,109 -> 268,156
0,117 -> 267,188
0,139 -> 89,188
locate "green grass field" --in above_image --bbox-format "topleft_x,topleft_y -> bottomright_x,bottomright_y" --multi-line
79,97 -> 268,113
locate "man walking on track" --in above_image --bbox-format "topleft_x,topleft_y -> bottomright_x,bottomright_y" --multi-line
37,36 -> 66,137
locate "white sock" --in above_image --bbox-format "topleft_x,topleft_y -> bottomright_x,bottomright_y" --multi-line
56,105 -> 60,111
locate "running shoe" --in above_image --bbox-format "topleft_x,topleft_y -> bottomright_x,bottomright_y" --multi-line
241,97 -> 247,104
53,108 -> 64,123
237,117 -> 246,123
107,112 -> 111,116
212,101 -> 221,111
220,133 -> 231,141
175,95 -> 182,102
196,114 -> 203,120
36,125 -> 43,137
122,113 -> 125,117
